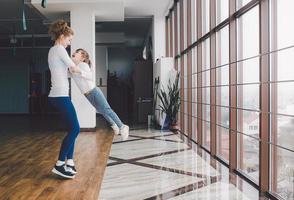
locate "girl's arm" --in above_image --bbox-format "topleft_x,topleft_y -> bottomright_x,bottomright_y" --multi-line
76,63 -> 93,81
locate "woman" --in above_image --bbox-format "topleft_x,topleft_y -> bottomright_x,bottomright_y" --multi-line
69,48 -> 129,140
48,20 -> 81,179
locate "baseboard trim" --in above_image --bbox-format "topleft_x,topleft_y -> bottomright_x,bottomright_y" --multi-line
80,127 -> 97,132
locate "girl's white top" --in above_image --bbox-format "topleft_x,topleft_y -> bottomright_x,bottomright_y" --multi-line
48,45 -> 75,97
71,62 -> 95,94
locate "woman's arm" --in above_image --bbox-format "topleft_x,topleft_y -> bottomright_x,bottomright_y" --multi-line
58,46 -> 77,69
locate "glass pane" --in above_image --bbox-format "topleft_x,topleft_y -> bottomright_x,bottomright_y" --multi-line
202,104 -> 210,122
271,82 -> 294,116
192,0 -> 197,43
237,110 -> 259,135
170,12 -> 175,56
238,133 -> 260,182
270,0 -> 294,50
203,121 -> 211,149
202,39 -> 210,71
270,144 -> 294,200
237,84 -> 259,110
177,3 -> 181,55
271,49 -> 294,81
216,107 -> 230,128
202,88 -> 210,105
271,114 -> 294,153
192,48 -> 197,141
237,6 -> 259,60
237,109 -> 260,182
202,71 -> 210,87
216,65 -> 229,86
216,0 -> 229,25
202,0 -> 210,35
216,26 -> 229,67
192,93 -> 197,141
183,0 -> 187,49
216,86 -> 229,107
184,55 -> 188,133
237,58 -> 259,84
216,125 -> 230,162
237,0 -> 252,10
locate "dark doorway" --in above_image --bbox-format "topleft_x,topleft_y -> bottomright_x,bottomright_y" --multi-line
96,18 -> 154,126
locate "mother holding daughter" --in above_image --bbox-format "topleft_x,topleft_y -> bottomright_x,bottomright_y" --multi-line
48,19 -> 128,179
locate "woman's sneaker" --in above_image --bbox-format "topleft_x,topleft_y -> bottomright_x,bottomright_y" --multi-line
52,164 -> 75,179
120,125 -> 129,141
66,165 -> 77,175
111,124 -> 120,135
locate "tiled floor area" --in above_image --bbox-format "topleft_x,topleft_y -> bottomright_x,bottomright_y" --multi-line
99,129 -> 266,200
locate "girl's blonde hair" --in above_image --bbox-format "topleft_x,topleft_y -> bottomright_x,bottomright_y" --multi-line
75,48 -> 91,67
48,20 -> 74,41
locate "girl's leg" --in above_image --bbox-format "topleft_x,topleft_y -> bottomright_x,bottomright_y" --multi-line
86,88 -> 123,128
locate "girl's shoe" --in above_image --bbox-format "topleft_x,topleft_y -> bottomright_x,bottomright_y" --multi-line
120,125 -> 129,141
111,124 -> 120,135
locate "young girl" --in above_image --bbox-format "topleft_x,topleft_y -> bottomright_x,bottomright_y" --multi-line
69,48 -> 129,140
48,20 -> 81,179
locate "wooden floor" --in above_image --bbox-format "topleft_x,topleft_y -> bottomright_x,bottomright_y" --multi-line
0,116 -> 114,200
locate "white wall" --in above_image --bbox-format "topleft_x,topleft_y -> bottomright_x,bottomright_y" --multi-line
152,15 -> 166,64
70,8 -> 96,128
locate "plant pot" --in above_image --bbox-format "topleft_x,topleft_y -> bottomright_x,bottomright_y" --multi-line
161,115 -> 171,130
169,122 -> 179,131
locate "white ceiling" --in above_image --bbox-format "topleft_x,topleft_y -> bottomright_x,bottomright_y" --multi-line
31,0 -> 172,21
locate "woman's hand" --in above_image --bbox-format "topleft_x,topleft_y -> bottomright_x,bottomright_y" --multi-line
71,55 -> 79,65
69,66 -> 82,74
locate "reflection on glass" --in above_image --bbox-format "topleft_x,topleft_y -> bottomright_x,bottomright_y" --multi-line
203,121 -> 211,149
237,110 -> 260,182
217,125 -> 230,161
237,84 -> 259,110
216,26 -> 229,67
237,6 -> 259,60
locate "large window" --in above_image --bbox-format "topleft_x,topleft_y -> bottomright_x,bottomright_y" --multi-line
237,5 -> 260,183
166,1 -> 294,199
270,0 -> 294,199
216,25 -> 230,162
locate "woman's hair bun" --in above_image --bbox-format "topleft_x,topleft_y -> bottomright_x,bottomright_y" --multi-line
48,20 -> 74,41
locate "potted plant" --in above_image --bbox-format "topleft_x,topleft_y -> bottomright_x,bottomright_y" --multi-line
157,72 -> 181,131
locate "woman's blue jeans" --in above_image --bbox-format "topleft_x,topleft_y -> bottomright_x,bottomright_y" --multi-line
49,97 -> 80,161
